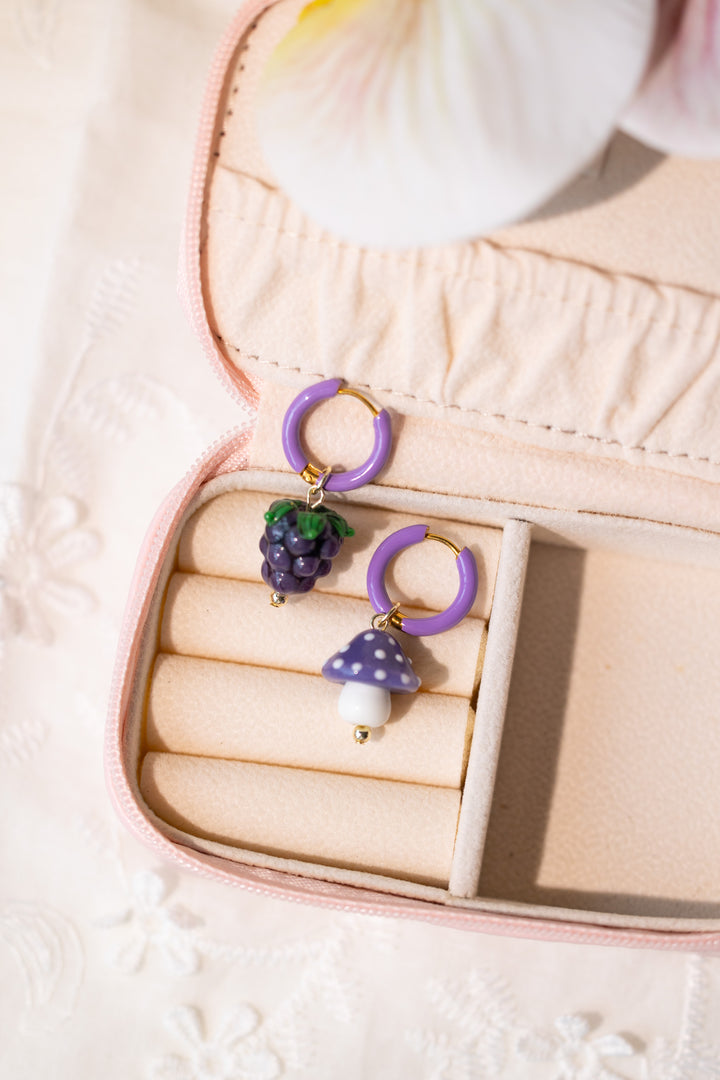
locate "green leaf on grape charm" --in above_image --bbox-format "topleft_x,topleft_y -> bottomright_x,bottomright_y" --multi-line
260,498 -> 354,606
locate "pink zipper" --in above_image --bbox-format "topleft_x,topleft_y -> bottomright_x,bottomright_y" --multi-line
177,0 -> 275,411
108,0 -> 720,953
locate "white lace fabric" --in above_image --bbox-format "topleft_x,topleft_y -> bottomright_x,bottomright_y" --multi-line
1,0 -> 720,1076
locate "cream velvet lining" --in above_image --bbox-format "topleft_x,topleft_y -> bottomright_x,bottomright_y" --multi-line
203,0 -> 720,485
126,465 -> 720,931
138,476 -> 496,887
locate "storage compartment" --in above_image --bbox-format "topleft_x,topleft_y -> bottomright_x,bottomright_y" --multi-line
478,539 -> 720,921
123,454 -> 720,932
131,471 -> 503,892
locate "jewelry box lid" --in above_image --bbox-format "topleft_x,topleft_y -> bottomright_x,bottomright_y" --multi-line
181,0 -> 720,523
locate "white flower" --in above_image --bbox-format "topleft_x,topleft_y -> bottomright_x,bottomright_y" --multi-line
0,484 -> 99,643
517,1013 -> 636,1080
150,1004 -> 281,1080
621,0 -> 720,158
99,870 -> 203,976
256,0 -> 655,246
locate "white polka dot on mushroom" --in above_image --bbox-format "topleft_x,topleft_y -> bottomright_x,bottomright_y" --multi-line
374,670 -> 387,681
374,649 -> 386,660
332,659 -> 344,669
351,663 -> 362,674
340,645 -> 349,653
363,633 -> 375,641
395,654 -> 403,662
401,674 -> 410,684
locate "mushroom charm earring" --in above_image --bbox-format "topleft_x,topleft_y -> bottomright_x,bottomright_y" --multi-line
322,524 -> 478,743
260,379 -> 392,607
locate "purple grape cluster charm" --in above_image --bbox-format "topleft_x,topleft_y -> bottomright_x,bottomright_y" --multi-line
260,498 -> 354,606
262,379 -> 392,607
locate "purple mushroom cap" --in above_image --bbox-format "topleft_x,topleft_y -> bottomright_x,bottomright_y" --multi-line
322,629 -> 420,693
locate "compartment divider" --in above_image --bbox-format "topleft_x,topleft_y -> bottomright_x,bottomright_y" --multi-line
448,519 -> 532,898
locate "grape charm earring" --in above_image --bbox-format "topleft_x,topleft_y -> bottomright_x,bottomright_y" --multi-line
322,524 -> 479,743
260,379 -> 392,606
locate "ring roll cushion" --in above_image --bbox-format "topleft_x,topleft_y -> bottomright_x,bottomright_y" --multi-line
140,753 -> 462,887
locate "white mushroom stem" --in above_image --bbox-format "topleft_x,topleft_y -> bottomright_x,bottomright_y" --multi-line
338,682 -> 391,729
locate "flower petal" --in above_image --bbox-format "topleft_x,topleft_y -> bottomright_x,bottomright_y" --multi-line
32,494 -> 81,547
554,1013 -> 590,1042
164,1004 -> 205,1048
256,0 -> 656,246
110,930 -> 148,974
43,527 -> 101,571
132,869 -> 169,909
217,1004 -> 259,1046
42,578 -> 96,617
593,1033 -> 636,1057
622,0 -> 720,157
93,907 -> 132,929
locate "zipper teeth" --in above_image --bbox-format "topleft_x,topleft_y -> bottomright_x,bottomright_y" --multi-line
114,0 -> 720,952
180,0 -> 272,411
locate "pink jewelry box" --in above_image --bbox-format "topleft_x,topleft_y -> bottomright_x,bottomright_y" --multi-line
106,0 -> 720,952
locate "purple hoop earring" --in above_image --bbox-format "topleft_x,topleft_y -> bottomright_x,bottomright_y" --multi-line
260,379 -> 392,607
322,525 -> 478,743
282,379 -> 392,493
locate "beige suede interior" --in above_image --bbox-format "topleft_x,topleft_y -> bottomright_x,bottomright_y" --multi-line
141,752 -> 462,887
128,0 -> 720,932
139,478 -> 497,885
129,461 -> 720,930
479,540 -> 720,920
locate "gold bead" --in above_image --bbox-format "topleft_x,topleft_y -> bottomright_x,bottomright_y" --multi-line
353,725 -> 371,745
270,592 -> 287,607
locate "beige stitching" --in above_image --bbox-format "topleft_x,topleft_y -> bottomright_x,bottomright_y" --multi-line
215,19 -> 261,154
207,208 -> 720,342
211,14 -> 720,473
216,335 -> 720,469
